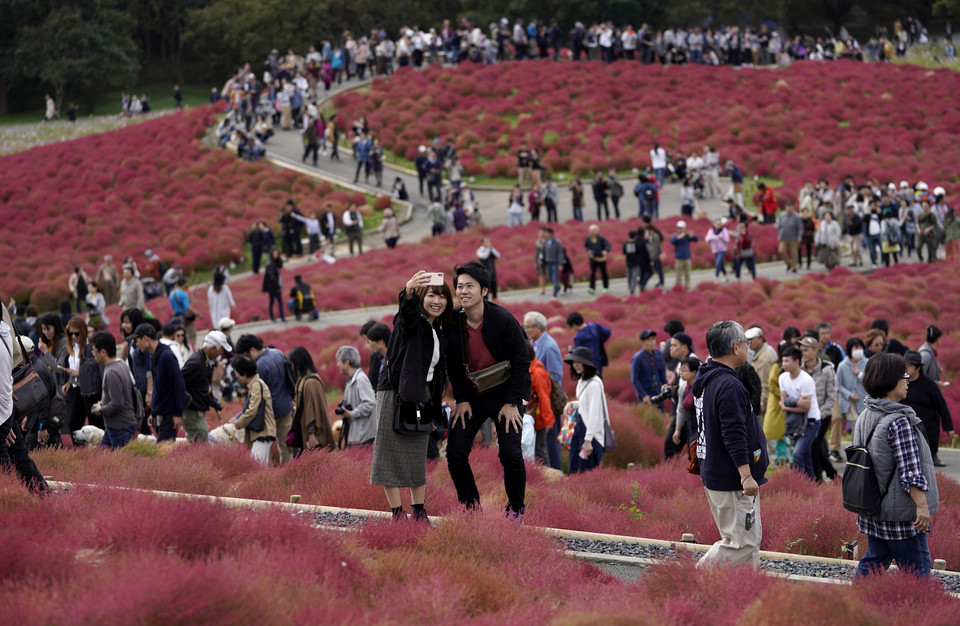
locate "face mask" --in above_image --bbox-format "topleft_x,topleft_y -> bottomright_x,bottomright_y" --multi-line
851,349 -> 864,361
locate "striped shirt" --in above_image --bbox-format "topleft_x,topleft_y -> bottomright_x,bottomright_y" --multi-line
858,415 -> 929,541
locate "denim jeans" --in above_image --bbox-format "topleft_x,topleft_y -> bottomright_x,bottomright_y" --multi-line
547,262 -> 560,296
268,291 -> 285,321
863,234 -> 881,265
713,251 -> 727,276
100,426 -> 137,449
733,257 -> 756,279
509,212 -> 523,227
856,532 -> 931,578
654,167 -> 665,189
546,419 -> 562,470
792,418 -> 820,480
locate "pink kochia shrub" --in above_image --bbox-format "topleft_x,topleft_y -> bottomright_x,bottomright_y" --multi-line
28,437 -> 960,568
336,61 -> 960,196
0,106 -> 384,311
160,216 -> 779,325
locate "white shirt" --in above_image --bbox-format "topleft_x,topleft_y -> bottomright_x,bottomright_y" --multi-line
575,375 -> 607,447
0,322 -> 12,426
779,369 -> 820,420
426,328 -> 440,382
650,147 -> 667,169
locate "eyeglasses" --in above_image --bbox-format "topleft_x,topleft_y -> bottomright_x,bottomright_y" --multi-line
68,331 -> 81,337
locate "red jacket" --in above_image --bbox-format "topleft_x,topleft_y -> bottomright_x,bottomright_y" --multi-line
529,359 -> 555,430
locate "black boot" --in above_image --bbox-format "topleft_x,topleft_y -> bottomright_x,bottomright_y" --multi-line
391,506 -> 406,522
411,504 -> 427,522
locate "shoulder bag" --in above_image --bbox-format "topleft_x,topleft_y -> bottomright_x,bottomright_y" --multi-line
393,395 -> 436,436
2,326 -> 48,418
244,381 -> 267,432
459,313 -> 511,396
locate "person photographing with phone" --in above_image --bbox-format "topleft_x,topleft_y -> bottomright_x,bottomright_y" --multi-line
446,261 -> 531,517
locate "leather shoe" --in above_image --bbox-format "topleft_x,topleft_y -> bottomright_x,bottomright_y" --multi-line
934,456 -> 947,467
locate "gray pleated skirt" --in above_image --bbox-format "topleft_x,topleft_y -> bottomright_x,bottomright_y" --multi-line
370,389 -> 430,487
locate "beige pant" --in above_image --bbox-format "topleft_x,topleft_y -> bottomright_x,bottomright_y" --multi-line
675,258 -> 692,289
699,487 -> 762,567
847,234 -> 862,265
275,414 -> 293,464
779,240 -> 799,271
830,404 -> 859,451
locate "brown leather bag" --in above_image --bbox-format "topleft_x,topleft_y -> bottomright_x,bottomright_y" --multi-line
459,313 -> 511,396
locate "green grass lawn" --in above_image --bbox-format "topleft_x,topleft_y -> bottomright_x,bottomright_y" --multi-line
0,83 -> 212,127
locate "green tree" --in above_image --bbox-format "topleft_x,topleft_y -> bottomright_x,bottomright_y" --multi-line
15,3 -> 140,111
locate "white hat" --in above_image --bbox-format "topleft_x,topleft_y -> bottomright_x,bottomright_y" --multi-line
744,327 -> 763,340
218,316 -> 236,330
899,180 -> 909,188
202,330 -> 232,352
20,337 -> 35,352
934,186 -> 946,196
916,181 -> 929,191
418,145 -> 426,153
887,182 -> 897,191
676,220 -> 687,228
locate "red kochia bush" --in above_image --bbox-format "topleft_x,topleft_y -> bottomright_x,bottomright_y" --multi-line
0,107 -> 359,310
335,60 -> 960,198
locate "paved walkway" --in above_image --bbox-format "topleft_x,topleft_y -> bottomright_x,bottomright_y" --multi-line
215,72 -> 938,338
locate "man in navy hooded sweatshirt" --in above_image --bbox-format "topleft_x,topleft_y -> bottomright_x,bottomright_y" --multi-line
693,320 -> 769,566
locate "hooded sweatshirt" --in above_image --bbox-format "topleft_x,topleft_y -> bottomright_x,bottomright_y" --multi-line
693,359 -> 769,491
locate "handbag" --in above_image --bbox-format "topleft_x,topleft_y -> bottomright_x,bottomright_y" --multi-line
392,396 -> 435,436
459,313 -> 511,396
686,440 -> 700,475
842,420 -> 895,517
2,328 -> 47,418
558,410 -> 578,446
596,380 -> 616,451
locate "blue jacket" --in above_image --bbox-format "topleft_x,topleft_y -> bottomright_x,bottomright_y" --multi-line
356,138 -> 372,162
256,347 -> 294,419
692,359 -> 769,491
630,348 -> 666,401
573,323 -> 611,373
532,332 -> 563,384
670,232 -> 698,260
151,342 -> 186,417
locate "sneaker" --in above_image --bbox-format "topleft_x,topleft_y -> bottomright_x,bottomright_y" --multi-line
602,288 -> 609,294
829,450 -> 842,463
587,288 -> 596,295
934,456 -> 947,467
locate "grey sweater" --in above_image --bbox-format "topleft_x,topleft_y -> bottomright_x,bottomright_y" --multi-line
100,359 -> 138,430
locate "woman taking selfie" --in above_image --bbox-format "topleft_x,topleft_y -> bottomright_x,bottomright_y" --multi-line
370,271 -> 452,522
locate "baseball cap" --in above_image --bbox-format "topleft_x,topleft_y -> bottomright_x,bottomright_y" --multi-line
672,332 -> 693,351
126,323 -> 157,342
219,317 -> 236,330
676,220 -> 687,229
903,350 -> 923,367
639,329 -> 657,340
20,337 -> 35,352
799,336 -> 819,350
202,330 -> 232,352
744,327 -> 763,340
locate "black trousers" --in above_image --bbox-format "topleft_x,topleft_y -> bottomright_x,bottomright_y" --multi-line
589,260 -> 609,290
595,196 -> 609,220
250,247 -> 262,274
0,417 -> 46,494
66,387 -> 101,445
544,197 -> 558,222
812,415 -> 837,481
446,397 -> 526,513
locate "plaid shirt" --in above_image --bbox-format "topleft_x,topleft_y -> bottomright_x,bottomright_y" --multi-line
858,415 -> 929,541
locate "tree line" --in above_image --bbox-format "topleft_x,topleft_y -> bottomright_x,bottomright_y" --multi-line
0,0 -> 940,116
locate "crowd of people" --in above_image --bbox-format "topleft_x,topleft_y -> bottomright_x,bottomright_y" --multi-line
3,261 -> 950,579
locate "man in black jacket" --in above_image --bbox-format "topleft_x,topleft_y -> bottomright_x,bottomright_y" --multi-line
446,261 -> 531,516
693,320 -> 769,567
903,350 -> 954,467
181,331 -> 230,443
130,324 -> 185,442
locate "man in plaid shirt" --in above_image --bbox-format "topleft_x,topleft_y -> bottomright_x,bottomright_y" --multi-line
853,353 -> 939,578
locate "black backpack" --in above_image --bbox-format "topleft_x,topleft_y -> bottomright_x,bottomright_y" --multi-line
842,420 -> 895,517
885,222 -> 902,245
643,186 -> 656,201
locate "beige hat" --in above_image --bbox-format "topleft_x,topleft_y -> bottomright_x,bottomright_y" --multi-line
218,317 -> 236,330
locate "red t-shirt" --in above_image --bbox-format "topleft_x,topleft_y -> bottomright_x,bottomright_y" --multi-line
466,320 -> 497,372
